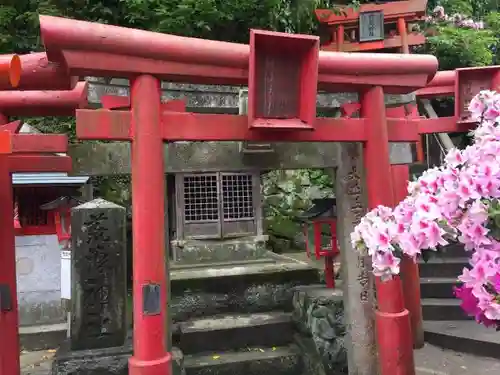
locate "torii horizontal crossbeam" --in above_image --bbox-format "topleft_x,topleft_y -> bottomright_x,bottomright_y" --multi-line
39,15 -> 438,93
76,109 -> 460,143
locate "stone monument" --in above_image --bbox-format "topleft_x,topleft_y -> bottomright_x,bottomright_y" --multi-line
70,198 -> 127,350
335,143 -> 377,375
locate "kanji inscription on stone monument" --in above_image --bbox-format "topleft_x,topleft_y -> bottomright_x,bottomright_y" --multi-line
70,198 -> 127,351
335,143 -> 377,375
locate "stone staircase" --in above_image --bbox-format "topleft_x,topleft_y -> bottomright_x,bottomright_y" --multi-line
419,243 -> 500,359
419,243 -> 470,322
169,253 -> 320,375
175,312 -> 301,375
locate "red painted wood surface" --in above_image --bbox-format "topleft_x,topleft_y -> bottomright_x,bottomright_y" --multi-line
391,164 -> 424,349
39,16 -> 437,93
321,34 -> 426,53
0,148 -> 20,375
0,55 -> 21,89
0,53 -> 76,91
360,86 -> 415,375
455,66 -> 500,122
77,109 -> 440,142
0,81 -> 88,117
248,30 -> 319,130
416,70 -> 455,98
0,111 -> 72,375
128,75 -> 172,375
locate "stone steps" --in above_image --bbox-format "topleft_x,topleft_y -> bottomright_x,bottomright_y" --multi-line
170,256 -> 320,323
421,298 -> 471,321
418,257 -> 468,278
424,320 -> 500,359
173,312 -> 294,355
416,244 -> 500,359
184,345 -> 302,375
175,309 -> 302,375
420,277 -> 458,299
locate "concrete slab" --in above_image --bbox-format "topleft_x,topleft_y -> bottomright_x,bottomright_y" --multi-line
414,344 -> 500,375
424,320 -> 500,358
21,349 -> 55,375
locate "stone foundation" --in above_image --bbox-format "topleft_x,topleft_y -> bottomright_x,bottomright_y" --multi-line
52,340 -> 185,375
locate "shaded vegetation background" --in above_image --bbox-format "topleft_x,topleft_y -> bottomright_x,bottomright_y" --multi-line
1,0 -> 499,252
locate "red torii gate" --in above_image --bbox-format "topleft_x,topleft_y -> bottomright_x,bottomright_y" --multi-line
0,77 -> 87,375
0,55 -> 21,89
0,52 -> 76,90
37,15 -> 440,375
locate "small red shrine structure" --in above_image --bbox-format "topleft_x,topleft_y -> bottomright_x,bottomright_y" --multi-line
301,198 -> 338,289
0,67 -> 87,375
315,0 -> 427,53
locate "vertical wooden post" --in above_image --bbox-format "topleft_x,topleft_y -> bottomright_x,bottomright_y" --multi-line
361,86 -> 415,375
397,17 -> 424,162
397,18 -> 409,54
337,25 -> 344,51
0,128 -> 20,375
128,75 -> 171,375
391,164 -> 424,349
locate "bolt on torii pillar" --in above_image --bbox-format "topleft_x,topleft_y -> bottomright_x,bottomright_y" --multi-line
0,82 -> 86,375
37,14 -> 438,375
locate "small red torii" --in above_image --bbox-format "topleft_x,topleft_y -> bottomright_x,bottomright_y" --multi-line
315,0 -> 428,53
0,62 -> 87,375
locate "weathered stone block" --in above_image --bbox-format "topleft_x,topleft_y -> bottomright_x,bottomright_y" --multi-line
51,340 -> 185,375
70,199 -> 127,351
292,286 -> 346,375
334,143 -> 377,375
171,236 -> 268,264
170,257 -> 320,322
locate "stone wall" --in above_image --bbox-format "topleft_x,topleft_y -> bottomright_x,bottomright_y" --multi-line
292,286 -> 347,375
16,235 -> 65,326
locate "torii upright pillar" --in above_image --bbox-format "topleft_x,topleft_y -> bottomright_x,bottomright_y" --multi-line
93,87 -> 185,375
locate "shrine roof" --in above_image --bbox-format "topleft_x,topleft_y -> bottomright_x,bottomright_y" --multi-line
12,172 -> 89,186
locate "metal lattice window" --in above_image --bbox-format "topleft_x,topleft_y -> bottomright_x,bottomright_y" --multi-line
222,174 -> 254,220
183,175 -> 219,222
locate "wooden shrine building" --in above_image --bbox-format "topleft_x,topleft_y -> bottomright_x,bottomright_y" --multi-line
316,0 -> 427,53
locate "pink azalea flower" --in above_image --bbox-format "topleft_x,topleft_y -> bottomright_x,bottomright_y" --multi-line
352,89 -> 500,329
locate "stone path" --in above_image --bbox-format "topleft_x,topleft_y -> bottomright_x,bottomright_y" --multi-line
415,344 -> 500,375
19,344 -> 500,375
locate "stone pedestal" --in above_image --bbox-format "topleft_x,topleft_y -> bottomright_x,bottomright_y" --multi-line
70,198 -> 127,351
